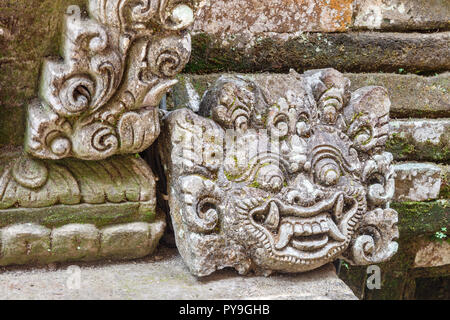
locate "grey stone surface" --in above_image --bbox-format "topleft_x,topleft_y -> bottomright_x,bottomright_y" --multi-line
414,239 -> 450,268
0,247 -> 357,300
100,223 -> 155,260
159,69 -> 399,277
0,223 -> 51,265
353,0 -> 450,31
393,163 -> 442,202
389,119 -> 450,162
51,224 -> 100,262
186,31 -> 450,74
0,214 -> 166,266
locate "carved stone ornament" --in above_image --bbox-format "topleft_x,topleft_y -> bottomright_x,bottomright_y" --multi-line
159,69 -> 399,276
25,0 -> 194,160
0,0 -> 196,265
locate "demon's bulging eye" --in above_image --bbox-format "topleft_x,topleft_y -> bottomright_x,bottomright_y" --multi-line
314,158 -> 341,186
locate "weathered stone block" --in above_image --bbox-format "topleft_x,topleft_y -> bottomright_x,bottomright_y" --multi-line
100,213 -> 165,260
346,73 -> 450,119
394,163 -> 442,202
193,0 -> 353,36
354,0 -> 450,31
389,119 -> 450,162
414,240 -> 450,268
0,223 -> 51,265
50,224 -> 100,262
100,223 -> 152,259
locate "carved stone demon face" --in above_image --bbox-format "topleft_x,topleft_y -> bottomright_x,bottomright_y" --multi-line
160,69 -> 398,276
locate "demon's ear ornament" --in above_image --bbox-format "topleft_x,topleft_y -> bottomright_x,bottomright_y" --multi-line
159,69 -> 399,276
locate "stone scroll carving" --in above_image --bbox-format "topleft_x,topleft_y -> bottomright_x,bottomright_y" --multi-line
25,0 -> 194,160
159,69 -> 399,276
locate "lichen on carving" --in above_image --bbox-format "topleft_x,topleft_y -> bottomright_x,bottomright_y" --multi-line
159,69 -> 399,276
25,0 -> 195,160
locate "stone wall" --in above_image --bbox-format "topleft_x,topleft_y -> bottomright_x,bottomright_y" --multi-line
0,0 -> 448,299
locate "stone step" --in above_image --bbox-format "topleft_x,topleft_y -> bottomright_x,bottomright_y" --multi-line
186,32 -> 450,74
0,246 -> 357,300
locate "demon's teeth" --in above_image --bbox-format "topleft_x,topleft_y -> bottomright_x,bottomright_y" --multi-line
275,222 -> 293,250
327,216 -> 346,242
303,224 -> 312,235
264,202 -> 280,229
334,194 -> 344,219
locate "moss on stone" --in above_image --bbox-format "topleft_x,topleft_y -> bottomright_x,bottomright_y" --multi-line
386,133 -> 416,159
391,200 -> 449,237
0,202 -> 152,229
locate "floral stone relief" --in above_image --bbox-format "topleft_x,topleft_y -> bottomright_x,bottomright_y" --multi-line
0,0 -> 196,265
159,69 -> 399,276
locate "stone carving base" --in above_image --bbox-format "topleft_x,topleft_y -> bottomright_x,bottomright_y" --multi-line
0,210 -> 165,266
0,150 -> 165,265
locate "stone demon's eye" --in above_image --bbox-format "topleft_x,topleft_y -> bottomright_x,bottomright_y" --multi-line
253,164 -> 284,192
314,158 -> 341,186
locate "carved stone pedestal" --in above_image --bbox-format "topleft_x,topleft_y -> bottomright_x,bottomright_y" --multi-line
0,149 -> 165,265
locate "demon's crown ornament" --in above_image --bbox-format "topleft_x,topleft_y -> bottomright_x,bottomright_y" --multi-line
159,69 -> 399,276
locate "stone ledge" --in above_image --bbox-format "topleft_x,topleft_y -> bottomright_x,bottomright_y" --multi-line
186,32 -> 450,74
0,246 -> 357,300
0,212 -> 166,266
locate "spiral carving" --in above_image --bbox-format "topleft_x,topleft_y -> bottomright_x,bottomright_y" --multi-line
147,35 -> 191,78
59,76 -> 95,116
71,122 -> 119,159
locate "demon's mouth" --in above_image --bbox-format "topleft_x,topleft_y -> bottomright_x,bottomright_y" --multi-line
236,191 -> 360,259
